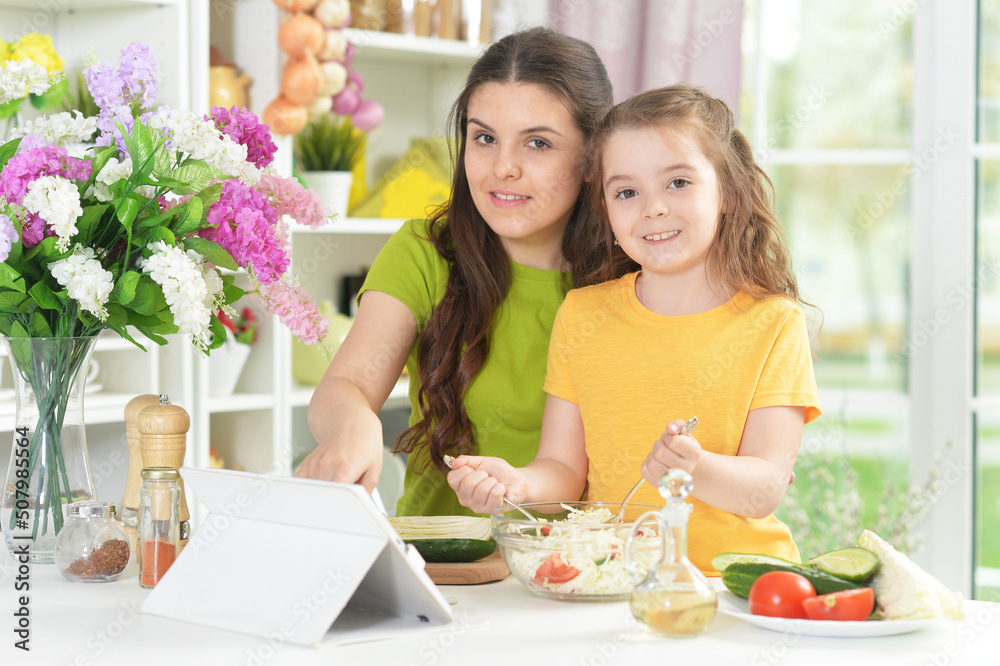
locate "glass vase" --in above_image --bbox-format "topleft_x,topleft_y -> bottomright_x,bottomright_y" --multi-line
2,336 -> 99,563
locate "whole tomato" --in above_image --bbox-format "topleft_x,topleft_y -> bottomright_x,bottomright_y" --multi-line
748,571 -> 817,619
802,588 -> 875,621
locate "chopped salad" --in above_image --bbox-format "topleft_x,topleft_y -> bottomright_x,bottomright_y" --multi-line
498,505 -> 661,597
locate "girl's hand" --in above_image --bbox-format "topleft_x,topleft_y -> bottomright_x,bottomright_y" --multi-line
447,455 -> 528,514
641,418 -> 704,485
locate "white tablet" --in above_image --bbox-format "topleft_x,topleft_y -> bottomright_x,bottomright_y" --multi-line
141,467 -> 454,647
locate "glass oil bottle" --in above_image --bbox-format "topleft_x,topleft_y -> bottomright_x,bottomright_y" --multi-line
624,469 -> 717,637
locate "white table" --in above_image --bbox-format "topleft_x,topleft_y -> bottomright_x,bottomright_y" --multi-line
3,556 -> 999,666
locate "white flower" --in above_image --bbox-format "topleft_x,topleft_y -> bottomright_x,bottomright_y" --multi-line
0,59 -> 58,105
139,240 -> 216,349
49,245 -> 114,321
86,156 -> 156,202
11,111 -> 98,147
145,108 -> 260,186
22,175 -> 83,252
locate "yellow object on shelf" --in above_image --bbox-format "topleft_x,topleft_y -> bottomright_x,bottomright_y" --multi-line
350,137 -> 453,220
291,301 -> 355,385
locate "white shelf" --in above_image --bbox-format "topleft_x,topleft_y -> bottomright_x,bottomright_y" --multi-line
344,28 -> 484,64
0,391 -> 134,428
0,0 -> 171,8
290,375 -> 409,410
292,218 -> 406,235
207,392 -> 276,413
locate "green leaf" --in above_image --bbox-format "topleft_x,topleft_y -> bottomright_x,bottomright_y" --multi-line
128,121 -> 157,179
157,160 -> 226,195
194,182 -> 224,210
23,236 -> 61,264
86,146 -> 119,188
0,264 -> 26,292
117,196 -> 142,229
27,282 -> 63,310
112,270 -> 142,306
0,98 -> 23,121
0,137 -> 23,168
76,203 -> 110,240
29,78 -> 68,111
208,316 -> 227,350
0,291 -> 27,309
173,196 -> 203,236
222,281 -> 245,304
105,321 -> 148,351
9,321 -> 29,338
28,310 -> 52,337
184,237 -> 238,271
146,226 -> 176,246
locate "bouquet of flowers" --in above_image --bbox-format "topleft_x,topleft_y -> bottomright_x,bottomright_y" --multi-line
0,41 -> 330,558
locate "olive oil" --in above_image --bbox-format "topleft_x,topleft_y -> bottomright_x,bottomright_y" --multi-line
630,588 -> 718,637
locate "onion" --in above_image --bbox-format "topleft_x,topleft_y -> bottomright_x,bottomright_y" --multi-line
263,96 -> 308,135
318,28 -> 348,61
281,56 -> 323,104
271,0 -> 319,11
351,99 -> 384,131
317,61 -> 348,97
331,86 -> 361,115
308,95 -> 334,115
278,13 -> 325,57
313,0 -> 351,28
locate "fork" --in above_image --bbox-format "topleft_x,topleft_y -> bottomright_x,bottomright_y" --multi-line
611,416 -> 699,523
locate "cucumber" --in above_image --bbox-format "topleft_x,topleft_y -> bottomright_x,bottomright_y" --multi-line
712,552 -> 800,573
721,562 -> 863,599
805,547 -> 880,582
405,538 -> 496,563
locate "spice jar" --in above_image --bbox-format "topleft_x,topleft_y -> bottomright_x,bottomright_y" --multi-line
138,467 -> 181,589
54,502 -> 131,583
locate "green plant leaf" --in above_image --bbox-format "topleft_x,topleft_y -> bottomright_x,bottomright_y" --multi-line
173,196 -> 204,236
29,78 -> 69,111
208,316 -> 227,350
0,98 -> 23,120
112,270 -> 142,306
194,182 -> 224,210
86,146 -> 119,189
0,291 -> 27,309
9,320 -> 29,338
157,160 -> 226,195
117,196 -> 142,229
23,236 -> 61,265
0,137 -> 23,168
76,203 -> 110,240
27,282 -> 63,310
28,310 -> 52,337
146,226 -> 176,246
222,281 -> 245,304
0,264 -> 25,292
183,237 -> 238,270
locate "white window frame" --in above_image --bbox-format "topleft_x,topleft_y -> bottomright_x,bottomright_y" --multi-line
747,0 -> 981,596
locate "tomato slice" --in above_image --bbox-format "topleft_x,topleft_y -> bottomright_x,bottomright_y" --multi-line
531,553 -> 581,587
802,587 -> 876,621
748,571 -> 817,619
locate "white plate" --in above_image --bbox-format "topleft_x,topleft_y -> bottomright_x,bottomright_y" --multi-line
718,591 -> 939,637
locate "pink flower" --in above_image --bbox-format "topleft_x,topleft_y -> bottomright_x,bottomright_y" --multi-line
208,106 -> 278,170
256,174 -> 331,230
202,180 -> 289,285
254,277 -> 329,345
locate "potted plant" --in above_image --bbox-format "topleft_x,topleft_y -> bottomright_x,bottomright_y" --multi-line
209,306 -> 258,396
293,113 -> 366,218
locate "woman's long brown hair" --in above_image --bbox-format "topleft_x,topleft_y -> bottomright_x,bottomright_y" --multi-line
394,28 -> 619,471
588,85 -> 804,304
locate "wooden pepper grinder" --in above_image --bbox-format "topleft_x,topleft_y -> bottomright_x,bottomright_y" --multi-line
122,394 -> 161,553
138,395 -> 192,552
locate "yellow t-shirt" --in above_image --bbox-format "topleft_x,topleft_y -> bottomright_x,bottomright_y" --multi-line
544,272 -> 821,575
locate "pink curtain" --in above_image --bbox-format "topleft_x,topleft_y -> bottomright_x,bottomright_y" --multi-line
548,0 -> 744,111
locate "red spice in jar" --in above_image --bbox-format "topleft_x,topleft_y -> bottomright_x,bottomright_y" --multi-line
140,539 -> 176,587
66,539 -> 130,579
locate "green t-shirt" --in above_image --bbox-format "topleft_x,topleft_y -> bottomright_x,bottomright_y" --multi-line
359,219 -> 571,516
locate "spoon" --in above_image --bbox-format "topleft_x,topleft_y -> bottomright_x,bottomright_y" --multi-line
442,455 -> 539,522
612,416 -> 699,523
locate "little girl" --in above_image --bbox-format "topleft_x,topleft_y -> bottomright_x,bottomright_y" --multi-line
447,84 -> 821,574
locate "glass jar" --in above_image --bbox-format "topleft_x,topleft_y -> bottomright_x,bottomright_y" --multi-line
53,501 -> 131,583
138,467 -> 180,589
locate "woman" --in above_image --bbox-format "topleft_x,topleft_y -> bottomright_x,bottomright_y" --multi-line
299,27 -> 620,516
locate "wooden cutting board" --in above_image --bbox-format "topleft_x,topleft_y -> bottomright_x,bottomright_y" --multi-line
424,551 -> 510,585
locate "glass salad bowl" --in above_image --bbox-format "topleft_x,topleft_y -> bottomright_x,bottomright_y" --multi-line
491,501 -> 663,602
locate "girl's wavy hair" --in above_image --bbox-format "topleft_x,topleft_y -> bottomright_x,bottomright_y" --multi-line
588,84 -> 805,304
394,27 -> 619,471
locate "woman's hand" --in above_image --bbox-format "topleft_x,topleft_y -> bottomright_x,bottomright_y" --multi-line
641,418 -> 704,485
446,455 -> 528,514
299,291 -> 418,491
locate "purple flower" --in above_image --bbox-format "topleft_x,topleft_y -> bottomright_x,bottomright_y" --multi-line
85,60 -> 124,110
118,42 -> 158,108
0,213 -> 17,261
202,180 -> 289,284
208,106 -> 278,169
